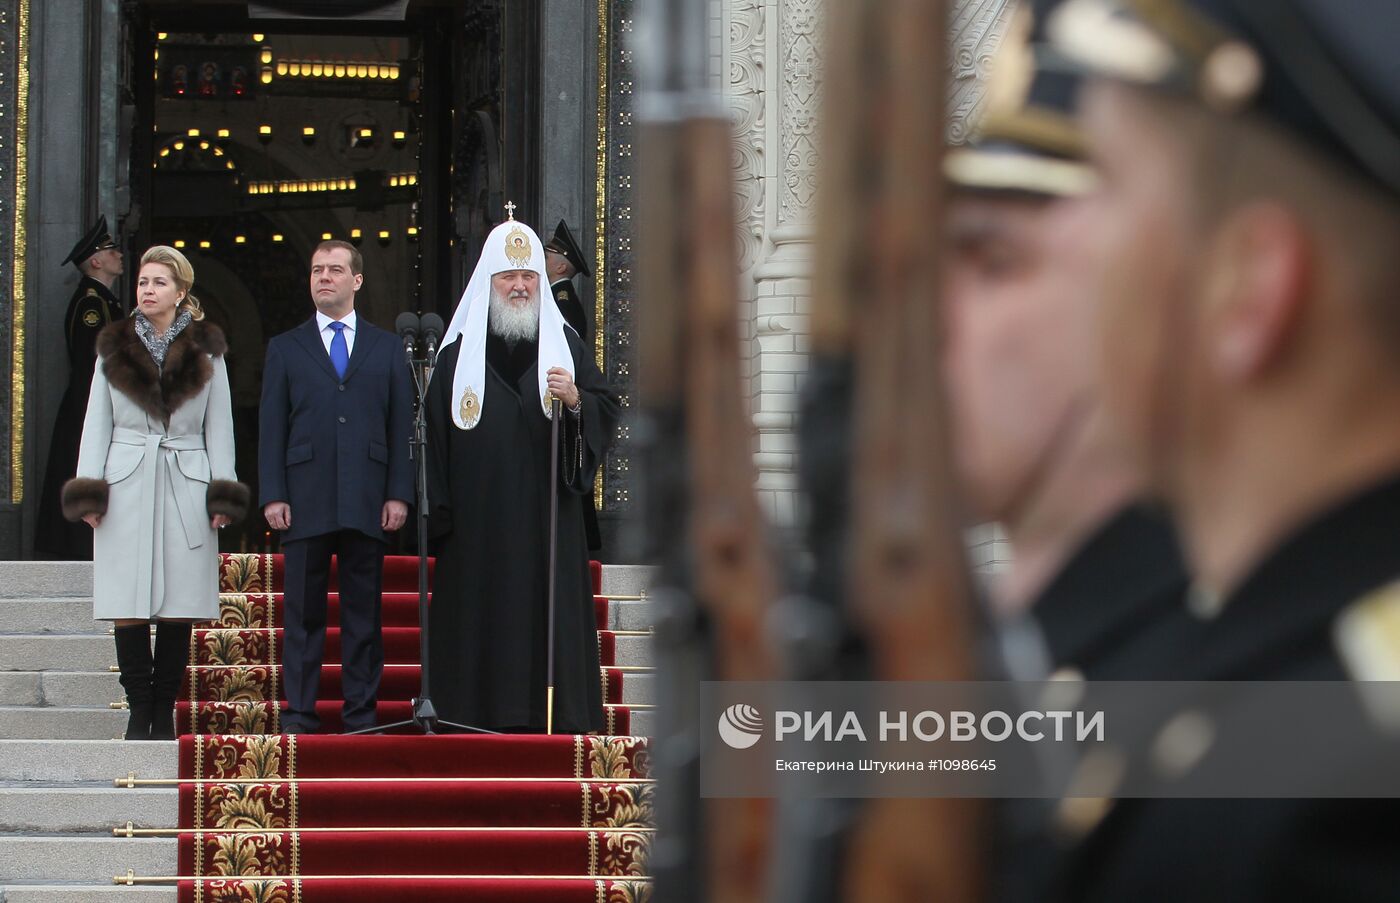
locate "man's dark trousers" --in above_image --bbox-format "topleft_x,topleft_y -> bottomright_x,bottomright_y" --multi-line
258,316 -> 414,734
283,529 -> 385,732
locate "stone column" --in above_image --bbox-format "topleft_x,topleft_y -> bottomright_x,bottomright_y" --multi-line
726,0 -> 821,527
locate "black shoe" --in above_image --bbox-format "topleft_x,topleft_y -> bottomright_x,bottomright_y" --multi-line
149,620 -> 193,741
113,624 -> 154,741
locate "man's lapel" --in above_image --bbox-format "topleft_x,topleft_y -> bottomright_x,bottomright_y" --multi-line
342,319 -> 377,383
292,318 -> 339,382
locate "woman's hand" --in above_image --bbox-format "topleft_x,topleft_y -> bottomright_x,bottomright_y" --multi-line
82,513 -> 102,529
211,515 -> 232,530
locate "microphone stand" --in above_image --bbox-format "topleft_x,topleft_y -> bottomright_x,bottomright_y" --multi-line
348,323 -> 496,736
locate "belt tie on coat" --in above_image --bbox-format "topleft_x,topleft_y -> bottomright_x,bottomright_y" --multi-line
111,428 -> 208,612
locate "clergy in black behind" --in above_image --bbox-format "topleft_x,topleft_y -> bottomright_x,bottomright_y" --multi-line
426,216 -> 620,734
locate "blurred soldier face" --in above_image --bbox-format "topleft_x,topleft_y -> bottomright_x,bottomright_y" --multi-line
944,193 -> 1097,522
309,246 -> 363,316
1067,82 -> 1208,493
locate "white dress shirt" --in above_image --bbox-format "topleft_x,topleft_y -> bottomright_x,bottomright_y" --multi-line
316,310 -> 357,357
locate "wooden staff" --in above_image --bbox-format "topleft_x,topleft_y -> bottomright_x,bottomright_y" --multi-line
812,0 -> 986,900
545,395 -> 561,735
637,0 -> 781,900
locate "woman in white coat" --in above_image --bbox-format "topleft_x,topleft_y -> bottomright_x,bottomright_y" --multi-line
61,246 -> 249,740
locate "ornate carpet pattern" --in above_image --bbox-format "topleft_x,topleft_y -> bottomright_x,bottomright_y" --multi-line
150,554 -> 653,902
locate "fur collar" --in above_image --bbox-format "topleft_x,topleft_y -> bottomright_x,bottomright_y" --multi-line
96,316 -> 227,423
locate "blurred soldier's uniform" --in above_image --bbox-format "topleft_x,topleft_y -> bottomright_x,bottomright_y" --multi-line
1040,0 -> 1400,899
945,43 -> 1189,685
35,217 -> 125,559
944,21 -> 1191,902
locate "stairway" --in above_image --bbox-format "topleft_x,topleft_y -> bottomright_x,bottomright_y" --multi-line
0,556 -> 655,901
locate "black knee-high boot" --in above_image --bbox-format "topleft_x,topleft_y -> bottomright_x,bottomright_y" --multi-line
150,620 -> 193,741
113,624 -> 154,741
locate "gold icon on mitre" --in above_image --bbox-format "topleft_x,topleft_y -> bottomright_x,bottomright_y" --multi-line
504,225 -> 532,268
459,387 -> 481,429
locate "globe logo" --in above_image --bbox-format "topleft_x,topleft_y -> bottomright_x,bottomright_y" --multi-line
717,704 -> 764,749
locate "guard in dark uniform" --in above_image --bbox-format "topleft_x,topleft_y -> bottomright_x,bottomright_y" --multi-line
943,24 -> 1191,902
545,220 -> 592,343
1034,1 -> 1400,899
545,219 -> 603,551
34,216 -> 125,559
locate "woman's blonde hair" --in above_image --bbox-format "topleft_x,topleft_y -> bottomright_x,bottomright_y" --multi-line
139,245 -> 205,321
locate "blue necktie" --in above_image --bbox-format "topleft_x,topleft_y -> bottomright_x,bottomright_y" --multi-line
329,321 -> 349,381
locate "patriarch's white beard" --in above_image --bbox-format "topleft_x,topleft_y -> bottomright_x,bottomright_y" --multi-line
488,288 -> 540,342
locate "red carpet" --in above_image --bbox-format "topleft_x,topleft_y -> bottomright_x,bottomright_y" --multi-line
190,627 -> 633,666
155,554 -> 653,901
215,591 -> 620,630
174,877 -> 649,902
179,734 -> 651,780
178,829 -> 650,876
175,700 -> 637,736
185,664 -> 639,706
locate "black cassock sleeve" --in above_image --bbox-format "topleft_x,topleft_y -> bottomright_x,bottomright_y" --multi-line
425,338 -> 458,540
561,339 -> 620,495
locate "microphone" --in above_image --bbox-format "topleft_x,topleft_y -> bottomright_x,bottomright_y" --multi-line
395,311 -> 421,362
419,313 -> 445,359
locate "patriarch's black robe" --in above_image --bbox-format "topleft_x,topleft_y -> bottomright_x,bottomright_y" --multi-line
425,331 -> 620,733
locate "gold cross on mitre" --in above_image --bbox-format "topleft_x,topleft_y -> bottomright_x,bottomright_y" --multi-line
504,200 -> 517,221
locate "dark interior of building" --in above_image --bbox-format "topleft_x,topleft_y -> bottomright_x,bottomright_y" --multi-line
122,0 -> 539,552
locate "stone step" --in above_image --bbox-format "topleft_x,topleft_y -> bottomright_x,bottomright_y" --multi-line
0,673 -> 121,708
0,886 -> 173,902
0,787 -> 176,833
611,634 -> 652,668
0,704 -> 655,741
0,562 -> 648,600
599,565 -> 653,598
628,709 -> 654,737
0,741 -> 175,783
0,600 -> 104,636
609,600 -> 653,631
0,836 -> 176,886
0,598 -> 651,636
0,707 -> 127,741
0,564 -> 92,600
1,669 -> 654,709
0,637 -> 113,673
619,672 -> 653,706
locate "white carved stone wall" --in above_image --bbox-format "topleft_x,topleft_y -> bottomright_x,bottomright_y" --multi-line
719,0 -> 1016,568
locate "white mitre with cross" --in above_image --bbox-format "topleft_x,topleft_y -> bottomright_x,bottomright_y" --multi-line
438,204 -> 576,430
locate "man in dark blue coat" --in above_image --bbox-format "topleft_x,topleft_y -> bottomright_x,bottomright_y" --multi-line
259,240 -> 413,733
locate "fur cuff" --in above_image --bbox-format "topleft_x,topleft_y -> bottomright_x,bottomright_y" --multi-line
61,478 -> 110,521
207,480 -> 251,524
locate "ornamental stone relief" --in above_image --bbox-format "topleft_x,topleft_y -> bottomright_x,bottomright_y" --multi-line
778,0 -> 821,226
949,0 -> 1017,144
729,0 -> 765,271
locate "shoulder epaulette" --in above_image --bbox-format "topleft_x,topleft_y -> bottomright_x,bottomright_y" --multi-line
1335,580 -> 1400,682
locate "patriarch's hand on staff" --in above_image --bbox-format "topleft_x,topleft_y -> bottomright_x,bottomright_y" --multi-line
82,514 -> 101,529
383,500 -> 408,532
546,367 -> 580,410
264,502 -> 291,531
211,515 -> 232,530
